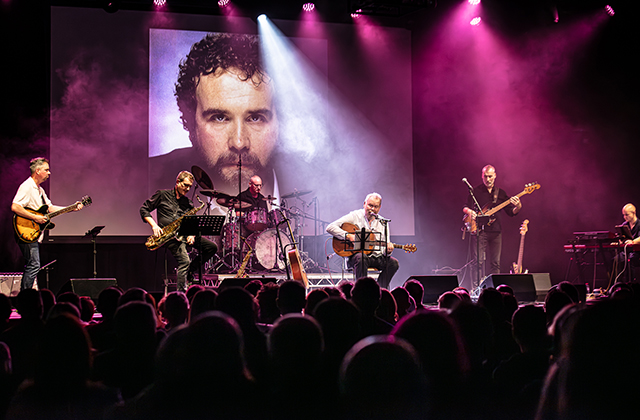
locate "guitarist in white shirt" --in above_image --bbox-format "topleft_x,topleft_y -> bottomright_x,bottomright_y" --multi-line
11,158 -> 83,290
326,192 -> 399,290
462,165 -> 522,289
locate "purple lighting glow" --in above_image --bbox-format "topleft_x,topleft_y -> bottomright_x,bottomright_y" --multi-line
605,5 -> 615,16
470,16 -> 482,26
302,2 -> 315,12
468,0 -> 481,5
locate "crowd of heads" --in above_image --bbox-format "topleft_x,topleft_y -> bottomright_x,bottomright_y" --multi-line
0,277 -> 639,420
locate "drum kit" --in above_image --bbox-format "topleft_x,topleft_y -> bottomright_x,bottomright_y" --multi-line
190,165 -> 317,275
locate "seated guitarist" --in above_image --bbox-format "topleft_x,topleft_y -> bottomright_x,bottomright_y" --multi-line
463,165 -> 522,289
11,157 -> 83,291
326,192 -> 399,290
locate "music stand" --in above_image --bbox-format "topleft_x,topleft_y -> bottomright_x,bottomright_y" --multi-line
178,215 -> 225,283
84,226 -> 105,278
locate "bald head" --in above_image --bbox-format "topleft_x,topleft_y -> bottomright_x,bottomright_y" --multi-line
623,203 -> 637,224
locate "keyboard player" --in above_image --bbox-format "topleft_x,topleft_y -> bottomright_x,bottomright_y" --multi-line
615,203 -> 640,281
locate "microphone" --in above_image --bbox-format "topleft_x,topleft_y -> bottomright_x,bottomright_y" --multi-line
462,178 -> 474,190
373,213 -> 391,222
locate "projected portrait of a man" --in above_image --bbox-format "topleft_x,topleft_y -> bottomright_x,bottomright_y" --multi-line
176,33 -> 278,187
149,32 -> 279,198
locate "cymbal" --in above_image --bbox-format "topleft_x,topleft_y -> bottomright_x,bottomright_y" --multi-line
191,165 -> 214,190
261,195 -> 278,202
216,194 -> 252,209
281,190 -> 312,199
200,189 -> 223,198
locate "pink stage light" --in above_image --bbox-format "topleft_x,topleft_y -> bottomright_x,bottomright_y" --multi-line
470,16 -> 482,26
218,0 -> 230,8
605,5 -> 615,16
302,2 -> 315,12
153,0 -> 166,7
351,9 -> 362,19
468,0 -> 481,5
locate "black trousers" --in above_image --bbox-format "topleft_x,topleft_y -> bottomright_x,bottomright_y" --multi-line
349,252 -> 400,290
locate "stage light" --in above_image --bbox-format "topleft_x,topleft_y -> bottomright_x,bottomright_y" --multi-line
218,0 -> 230,8
468,0 -> 480,5
470,16 -> 481,26
351,9 -> 363,19
153,0 -> 166,7
257,14 -> 267,22
605,5 -> 615,16
302,2 -> 315,12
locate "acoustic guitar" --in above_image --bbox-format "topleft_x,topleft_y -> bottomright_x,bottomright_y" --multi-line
511,220 -> 529,274
13,195 -> 92,243
287,248 -> 309,289
332,222 -> 417,257
463,182 -> 540,235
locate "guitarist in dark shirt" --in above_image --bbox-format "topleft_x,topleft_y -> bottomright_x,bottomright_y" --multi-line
463,165 -> 522,289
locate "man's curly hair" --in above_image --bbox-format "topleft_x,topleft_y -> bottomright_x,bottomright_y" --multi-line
175,33 -> 268,145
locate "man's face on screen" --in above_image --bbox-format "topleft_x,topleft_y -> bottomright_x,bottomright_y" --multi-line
193,68 -> 278,184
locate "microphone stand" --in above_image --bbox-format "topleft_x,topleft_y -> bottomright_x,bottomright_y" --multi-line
464,182 -> 487,295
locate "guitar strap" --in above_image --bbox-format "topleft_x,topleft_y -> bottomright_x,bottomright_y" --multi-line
492,187 -> 499,205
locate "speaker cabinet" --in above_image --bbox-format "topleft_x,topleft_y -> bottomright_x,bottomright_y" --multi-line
482,274 -> 536,302
406,275 -> 460,304
70,278 -> 118,300
531,273 -> 552,301
0,273 -> 22,297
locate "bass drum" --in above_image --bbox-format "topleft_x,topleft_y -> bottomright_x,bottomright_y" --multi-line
244,228 -> 291,271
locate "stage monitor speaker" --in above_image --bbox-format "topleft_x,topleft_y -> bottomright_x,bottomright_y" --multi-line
218,277 -> 277,291
70,278 -> 118,300
406,275 -> 460,304
531,273 -> 552,301
483,274 -> 536,302
0,273 -> 22,297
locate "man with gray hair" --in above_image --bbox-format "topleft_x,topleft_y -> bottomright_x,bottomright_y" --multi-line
327,193 -> 399,289
11,158 -> 83,290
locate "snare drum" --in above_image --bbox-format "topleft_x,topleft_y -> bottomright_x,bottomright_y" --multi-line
222,222 -> 241,251
244,208 -> 269,232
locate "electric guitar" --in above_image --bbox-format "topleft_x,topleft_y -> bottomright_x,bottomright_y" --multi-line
463,182 -> 540,235
13,196 -> 92,243
332,222 -> 417,257
511,220 -> 529,274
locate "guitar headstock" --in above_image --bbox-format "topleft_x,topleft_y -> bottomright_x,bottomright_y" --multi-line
402,244 -> 417,253
523,182 -> 540,195
81,196 -> 92,206
520,219 -> 529,235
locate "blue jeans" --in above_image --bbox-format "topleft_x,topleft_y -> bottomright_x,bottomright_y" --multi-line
18,240 -> 40,290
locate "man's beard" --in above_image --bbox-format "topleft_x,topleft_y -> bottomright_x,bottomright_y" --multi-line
205,150 -> 267,190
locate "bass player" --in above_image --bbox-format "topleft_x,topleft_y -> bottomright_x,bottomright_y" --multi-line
326,192 -> 399,290
12,157 -> 84,291
463,165 -> 522,289
140,171 -> 217,291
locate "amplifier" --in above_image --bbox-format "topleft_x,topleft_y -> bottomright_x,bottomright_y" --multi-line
0,273 -> 22,297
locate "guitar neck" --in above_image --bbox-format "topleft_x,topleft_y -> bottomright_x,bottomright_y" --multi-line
483,189 -> 526,217
47,203 -> 78,219
516,235 -> 526,273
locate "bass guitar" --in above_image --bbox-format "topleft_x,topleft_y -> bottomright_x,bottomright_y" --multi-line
511,220 -> 529,274
463,182 -> 540,235
13,196 -> 92,243
332,222 -> 417,257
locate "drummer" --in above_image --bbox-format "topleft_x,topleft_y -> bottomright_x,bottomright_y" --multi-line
238,175 -> 269,211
